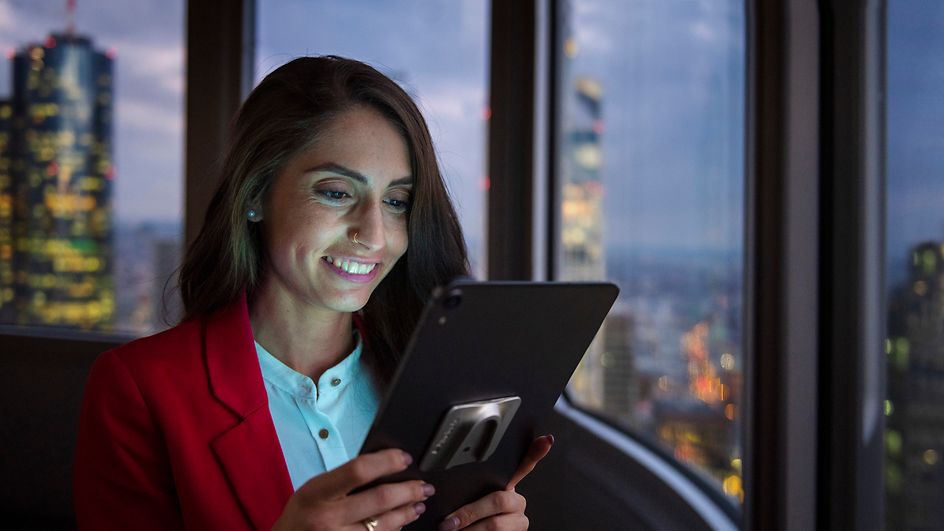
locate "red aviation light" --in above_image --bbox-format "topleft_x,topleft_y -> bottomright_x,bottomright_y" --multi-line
5,48 -> 14,60
105,48 -> 116,60
105,165 -> 115,181
45,36 -> 57,48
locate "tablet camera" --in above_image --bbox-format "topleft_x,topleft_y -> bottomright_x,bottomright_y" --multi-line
443,289 -> 463,309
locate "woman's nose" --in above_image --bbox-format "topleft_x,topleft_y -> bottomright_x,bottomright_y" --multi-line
348,203 -> 384,251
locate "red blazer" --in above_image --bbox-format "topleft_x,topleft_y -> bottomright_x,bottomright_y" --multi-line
74,295 -> 294,530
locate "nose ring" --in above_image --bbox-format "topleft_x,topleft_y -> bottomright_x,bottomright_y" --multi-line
352,232 -> 361,246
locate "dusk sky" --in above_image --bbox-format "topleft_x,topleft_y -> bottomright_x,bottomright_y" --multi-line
0,0 -> 940,278
887,0 -> 944,280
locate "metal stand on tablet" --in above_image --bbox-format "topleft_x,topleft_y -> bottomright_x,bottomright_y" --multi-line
419,396 -> 522,472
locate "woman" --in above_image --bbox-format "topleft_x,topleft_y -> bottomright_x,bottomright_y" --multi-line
74,56 -> 552,530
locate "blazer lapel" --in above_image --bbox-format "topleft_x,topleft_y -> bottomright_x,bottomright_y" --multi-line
205,295 -> 293,529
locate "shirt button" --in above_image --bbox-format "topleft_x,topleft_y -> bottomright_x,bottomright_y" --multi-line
319,428 -> 329,439
331,377 -> 341,387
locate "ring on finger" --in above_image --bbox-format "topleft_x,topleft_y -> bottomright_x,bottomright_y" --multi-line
362,517 -> 379,531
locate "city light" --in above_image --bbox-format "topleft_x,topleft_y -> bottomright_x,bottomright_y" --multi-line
924,449 -> 939,466
722,474 -> 743,502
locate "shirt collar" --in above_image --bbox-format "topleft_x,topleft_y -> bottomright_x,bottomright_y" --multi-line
256,332 -> 364,398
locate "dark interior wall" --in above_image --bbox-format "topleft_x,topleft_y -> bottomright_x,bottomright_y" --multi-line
0,330 -> 120,530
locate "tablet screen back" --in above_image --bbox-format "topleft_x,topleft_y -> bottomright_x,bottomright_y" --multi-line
359,280 -> 618,528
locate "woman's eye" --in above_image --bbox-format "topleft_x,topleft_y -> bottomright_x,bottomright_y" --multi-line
315,189 -> 351,202
384,197 -> 411,213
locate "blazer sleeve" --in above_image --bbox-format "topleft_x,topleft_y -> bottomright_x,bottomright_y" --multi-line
73,349 -> 184,530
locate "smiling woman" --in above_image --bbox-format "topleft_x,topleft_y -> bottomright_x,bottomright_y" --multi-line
177,57 -> 468,386
73,56 -> 550,531
255,108 -> 412,317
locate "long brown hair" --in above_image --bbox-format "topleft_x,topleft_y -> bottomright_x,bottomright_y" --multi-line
177,56 -> 469,385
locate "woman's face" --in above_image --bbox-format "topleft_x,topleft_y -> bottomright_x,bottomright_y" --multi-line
260,105 -> 412,314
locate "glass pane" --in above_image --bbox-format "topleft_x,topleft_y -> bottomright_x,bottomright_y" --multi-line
558,0 -> 745,504
885,2 -> 944,529
0,0 -> 185,335
255,0 -> 489,279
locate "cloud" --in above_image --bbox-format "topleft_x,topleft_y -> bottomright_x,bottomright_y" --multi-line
0,2 -> 13,32
571,0 -> 615,55
415,82 -> 484,122
109,39 -> 184,96
690,21 -> 716,42
0,2 -> 57,50
116,97 -> 182,136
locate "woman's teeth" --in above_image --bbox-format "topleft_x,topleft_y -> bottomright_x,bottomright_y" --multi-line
324,256 -> 377,275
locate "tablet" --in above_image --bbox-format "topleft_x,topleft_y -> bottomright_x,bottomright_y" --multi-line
358,279 -> 619,528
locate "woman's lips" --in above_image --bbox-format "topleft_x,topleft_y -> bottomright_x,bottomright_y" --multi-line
322,256 -> 381,284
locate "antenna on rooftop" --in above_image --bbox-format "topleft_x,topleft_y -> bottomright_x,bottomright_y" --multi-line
66,0 -> 76,36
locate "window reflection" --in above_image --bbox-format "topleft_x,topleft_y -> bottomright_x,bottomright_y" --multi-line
558,0 -> 745,503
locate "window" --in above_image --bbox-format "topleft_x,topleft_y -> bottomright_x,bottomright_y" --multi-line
885,2 -> 944,528
255,0 -> 490,278
557,0 -> 746,504
0,0 -> 185,335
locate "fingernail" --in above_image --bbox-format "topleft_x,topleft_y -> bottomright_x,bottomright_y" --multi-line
401,451 -> 413,466
547,434 -> 555,445
413,502 -> 427,516
423,483 -> 436,497
439,516 -> 460,531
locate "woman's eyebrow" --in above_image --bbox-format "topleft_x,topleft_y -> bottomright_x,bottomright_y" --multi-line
307,162 -> 412,187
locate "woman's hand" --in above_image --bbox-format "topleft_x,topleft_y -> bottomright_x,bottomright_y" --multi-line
272,448 -> 434,531
437,434 -> 555,531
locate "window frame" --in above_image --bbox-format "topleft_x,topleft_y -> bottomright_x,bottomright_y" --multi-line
1,0 -> 890,528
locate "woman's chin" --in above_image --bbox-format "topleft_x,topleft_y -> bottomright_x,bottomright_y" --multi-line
323,291 -> 373,313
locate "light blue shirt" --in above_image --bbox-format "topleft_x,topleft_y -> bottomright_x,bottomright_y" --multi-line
255,333 -> 380,490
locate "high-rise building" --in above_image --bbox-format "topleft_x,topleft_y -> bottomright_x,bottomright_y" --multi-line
152,235 -> 183,327
0,99 -> 13,322
561,75 -> 611,409
560,76 -> 605,281
601,310 -> 637,420
7,32 -> 114,329
886,241 -> 944,530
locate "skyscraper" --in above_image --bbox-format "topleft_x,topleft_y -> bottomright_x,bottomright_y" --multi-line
886,241 -> 944,530
0,98 -> 13,322
6,32 -> 114,329
560,76 -> 605,281
601,310 -> 637,420
560,74 -> 611,409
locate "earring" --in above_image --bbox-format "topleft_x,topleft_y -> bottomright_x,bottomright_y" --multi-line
247,208 -> 262,222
